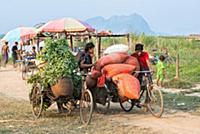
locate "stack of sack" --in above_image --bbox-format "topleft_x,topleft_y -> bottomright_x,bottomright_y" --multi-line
90,52 -> 140,101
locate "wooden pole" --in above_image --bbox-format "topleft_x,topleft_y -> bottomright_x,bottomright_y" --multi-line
88,35 -> 92,41
70,35 -> 73,50
175,52 -> 180,80
98,37 -> 101,59
127,33 -> 131,47
174,44 -> 179,80
95,36 -> 101,60
37,37 -> 40,52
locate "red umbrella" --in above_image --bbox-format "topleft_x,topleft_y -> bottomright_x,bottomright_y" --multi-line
38,17 -> 95,33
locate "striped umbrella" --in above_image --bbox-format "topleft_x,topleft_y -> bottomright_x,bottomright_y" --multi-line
1,27 -> 37,43
38,17 -> 95,33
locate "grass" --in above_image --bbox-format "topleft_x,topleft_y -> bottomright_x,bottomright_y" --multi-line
163,92 -> 200,112
164,78 -> 193,89
0,128 -> 12,134
101,34 -> 200,88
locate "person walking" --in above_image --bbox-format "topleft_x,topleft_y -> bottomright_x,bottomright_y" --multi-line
1,41 -> 9,67
12,42 -> 18,68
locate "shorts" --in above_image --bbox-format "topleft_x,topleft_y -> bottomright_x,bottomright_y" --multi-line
157,73 -> 164,82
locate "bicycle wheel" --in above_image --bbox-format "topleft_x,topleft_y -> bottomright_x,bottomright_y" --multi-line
147,88 -> 164,118
80,89 -> 94,125
30,83 -> 43,119
120,99 -> 134,112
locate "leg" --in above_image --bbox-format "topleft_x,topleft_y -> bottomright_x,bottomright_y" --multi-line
156,78 -> 160,87
160,75 -> 165,87
56,101 -> 63,113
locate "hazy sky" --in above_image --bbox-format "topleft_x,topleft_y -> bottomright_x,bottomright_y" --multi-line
0,0 -> 199,35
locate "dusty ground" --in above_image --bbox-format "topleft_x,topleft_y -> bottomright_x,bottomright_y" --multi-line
0,66 -> 200,134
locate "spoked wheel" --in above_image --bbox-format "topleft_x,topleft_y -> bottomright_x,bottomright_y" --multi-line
80,89 -> 94,125
146,88 -> 164,118
30,83 -> 43,119
120,99 -> 134,112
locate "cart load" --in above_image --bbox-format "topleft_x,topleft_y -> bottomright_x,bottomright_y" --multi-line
87,52 -> 140,103
103,44 -> 129,55
28,38 -> 81,107
112,73 -> 140,101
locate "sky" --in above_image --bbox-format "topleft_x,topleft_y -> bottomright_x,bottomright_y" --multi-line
0,0 -> 200,35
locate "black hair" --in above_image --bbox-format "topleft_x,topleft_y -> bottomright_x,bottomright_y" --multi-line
5,41 -> 8,45
15,42 -> 18,45
135,43 -> 144,51
85,42 -> 95,52
159,55 -> 165,61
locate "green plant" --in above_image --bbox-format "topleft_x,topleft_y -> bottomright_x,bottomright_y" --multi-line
28,38 -> 81,97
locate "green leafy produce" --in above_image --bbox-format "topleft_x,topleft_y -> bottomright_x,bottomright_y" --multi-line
28,38 -> 81,98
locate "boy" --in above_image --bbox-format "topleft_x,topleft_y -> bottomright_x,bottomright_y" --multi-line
156,55 -> 166,87
79,42 -> 95,73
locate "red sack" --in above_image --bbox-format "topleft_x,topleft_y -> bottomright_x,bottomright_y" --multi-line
124,56 -> 140,71
102,64 -> 136,79
94,52 -> 129,71
91,69 -> 101,79
112,73 -> 140,100
97,74 -> 106,87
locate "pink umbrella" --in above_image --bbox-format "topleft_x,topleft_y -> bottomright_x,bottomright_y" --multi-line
38,17 -> 95,33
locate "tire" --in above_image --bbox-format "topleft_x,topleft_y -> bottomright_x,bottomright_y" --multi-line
80,89 -> 94,125
120,99 -> 134,112
30,83 -> 43,119
147,88 -> 164,118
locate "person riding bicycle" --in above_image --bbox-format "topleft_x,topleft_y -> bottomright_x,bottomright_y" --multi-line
131,43 -> 153,85
79,42 -> 95,73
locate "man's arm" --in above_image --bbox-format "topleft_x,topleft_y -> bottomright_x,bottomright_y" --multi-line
80,60 -> 94,69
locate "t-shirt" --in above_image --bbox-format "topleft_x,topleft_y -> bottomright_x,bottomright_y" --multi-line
79,52 -> 92,71
12,46 -> 18,55
156,60 -> 165,75
131,51 -> 149,70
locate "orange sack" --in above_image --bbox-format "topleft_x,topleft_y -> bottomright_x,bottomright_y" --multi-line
94,52 -> 129,71
112,73 -> 140,100
124,56 -> 140,71
91,69 -> 101,79
102,64 -> 136,79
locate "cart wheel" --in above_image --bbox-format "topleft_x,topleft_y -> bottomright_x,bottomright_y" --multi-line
31,83 -> 43,119
80,89 -> 94,125
120,99 -> 134,112
147,88 -> 164,118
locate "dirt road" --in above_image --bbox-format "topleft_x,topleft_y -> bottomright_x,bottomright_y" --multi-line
0,66 -> 200,134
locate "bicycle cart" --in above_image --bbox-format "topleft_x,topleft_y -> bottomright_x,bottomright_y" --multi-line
95,71 -> 164,118
29,71 -> 94,125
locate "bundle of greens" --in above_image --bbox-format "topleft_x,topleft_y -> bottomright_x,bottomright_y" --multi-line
28,38 -> 81,99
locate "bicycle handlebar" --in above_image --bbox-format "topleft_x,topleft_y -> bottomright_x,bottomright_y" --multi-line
134,71 -> 154,74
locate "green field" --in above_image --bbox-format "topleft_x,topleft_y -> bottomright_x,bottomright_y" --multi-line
99,34 -> 200,88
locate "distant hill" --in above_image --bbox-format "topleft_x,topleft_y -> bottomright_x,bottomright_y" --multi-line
85,13 -> 154,35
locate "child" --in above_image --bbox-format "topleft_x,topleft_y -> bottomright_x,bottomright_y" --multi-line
156,55 -> 166,87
